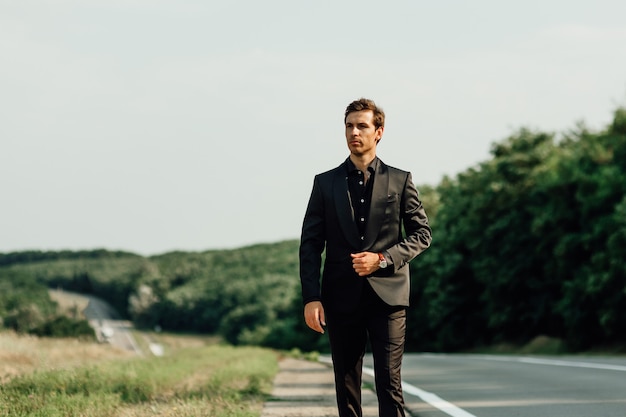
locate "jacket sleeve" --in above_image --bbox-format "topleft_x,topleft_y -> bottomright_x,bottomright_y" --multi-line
299,175 -> 326,305
386,172 -> 432,271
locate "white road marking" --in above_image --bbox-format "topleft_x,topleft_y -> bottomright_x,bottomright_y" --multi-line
362,366 -> 478,417
322,354 -> 626,416
477,355 -> 626,372
420,353 -> 626,373
319,356 -> 476,417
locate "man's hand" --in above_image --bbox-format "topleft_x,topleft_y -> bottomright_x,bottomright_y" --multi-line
351,252 -> 381,276
304,301 -> 326,334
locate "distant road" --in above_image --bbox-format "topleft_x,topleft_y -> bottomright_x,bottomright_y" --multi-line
82,295 -> 142,354
362,353 -> 626,417
50,289 -> 142,355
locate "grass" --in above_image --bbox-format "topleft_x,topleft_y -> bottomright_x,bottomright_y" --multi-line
48,289 -> 91,319
0,331 -> 133,383
0,332 -> 278,417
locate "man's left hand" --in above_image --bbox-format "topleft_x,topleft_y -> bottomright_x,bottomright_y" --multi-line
351,252 -> 380,276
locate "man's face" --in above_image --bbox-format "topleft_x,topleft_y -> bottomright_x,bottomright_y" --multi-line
345,110 -> 383,157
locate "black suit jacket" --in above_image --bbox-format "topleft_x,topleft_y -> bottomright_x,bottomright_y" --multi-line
299,158 -> 432,313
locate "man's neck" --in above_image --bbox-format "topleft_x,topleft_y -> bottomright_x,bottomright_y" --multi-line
349,153 -> 376,173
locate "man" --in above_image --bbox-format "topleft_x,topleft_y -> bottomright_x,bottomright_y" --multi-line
299,98 -> 432,417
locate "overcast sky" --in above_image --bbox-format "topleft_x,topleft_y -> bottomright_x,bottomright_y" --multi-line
1,0 -> 625,256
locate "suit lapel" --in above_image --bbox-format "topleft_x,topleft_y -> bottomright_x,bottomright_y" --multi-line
333,163 -> 361,248
363,160 -> 389,250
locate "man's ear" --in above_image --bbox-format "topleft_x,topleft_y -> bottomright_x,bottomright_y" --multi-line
376,126 -> 384,143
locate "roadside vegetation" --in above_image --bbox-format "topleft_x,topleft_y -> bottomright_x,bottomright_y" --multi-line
0,272 -> 95,340
409,107 -> 626,352
0,331 -> 278,417
1,107 -> 625,354
0,331 -> 132,383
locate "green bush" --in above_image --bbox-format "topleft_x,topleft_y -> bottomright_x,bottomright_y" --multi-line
31,316 -> 95,339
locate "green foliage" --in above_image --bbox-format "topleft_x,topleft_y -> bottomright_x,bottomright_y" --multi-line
409,107 -> 626,351
31,316 -> 96,339
0,249 -> 140,267
1,252 -> 155,318
0,272 -> 58,332
0,241 -> 325,351
0,271 -> 95,339
131,241 -> 327,350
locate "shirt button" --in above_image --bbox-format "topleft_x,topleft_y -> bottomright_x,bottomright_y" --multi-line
359,181 -> 363,185
360,198 -> 365,203
361,236 -> 365,240
360,217 -> 365,222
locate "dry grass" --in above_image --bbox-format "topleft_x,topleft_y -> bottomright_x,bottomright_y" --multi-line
0,333 -> 277,417
0,331 -> 133,383
0,315 -> 276,417
143,331 -> 220,350
48,288 -> 91,318
0,328 -> 219,383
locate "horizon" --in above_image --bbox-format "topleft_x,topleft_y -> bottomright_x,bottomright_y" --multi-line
2,1 -> 625,255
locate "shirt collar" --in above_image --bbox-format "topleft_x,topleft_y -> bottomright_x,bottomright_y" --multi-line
346,156 -> 379,175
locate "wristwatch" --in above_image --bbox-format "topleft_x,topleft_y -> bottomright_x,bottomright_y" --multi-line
378,253 -> 388,268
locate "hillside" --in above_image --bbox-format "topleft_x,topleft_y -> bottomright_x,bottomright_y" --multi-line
0,240 -> 323,351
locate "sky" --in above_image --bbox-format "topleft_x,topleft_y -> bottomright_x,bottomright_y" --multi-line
1,0 -> 625,256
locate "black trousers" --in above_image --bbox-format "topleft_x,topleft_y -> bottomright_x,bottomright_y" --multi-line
326,281 -> 407,417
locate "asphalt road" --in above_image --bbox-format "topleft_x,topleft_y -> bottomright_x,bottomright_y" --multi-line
362,353 -> 626,417
78,293 -> 142,355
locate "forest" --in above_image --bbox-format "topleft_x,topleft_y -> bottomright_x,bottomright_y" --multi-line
1,107 -> 625,352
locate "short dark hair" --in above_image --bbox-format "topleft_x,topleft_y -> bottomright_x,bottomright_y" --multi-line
344,98 -> 385,129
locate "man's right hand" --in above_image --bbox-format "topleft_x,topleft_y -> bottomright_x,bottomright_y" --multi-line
304,301 -> 326,334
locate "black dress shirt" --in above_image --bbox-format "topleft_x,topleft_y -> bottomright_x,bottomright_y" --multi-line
346,158 -> 378,242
